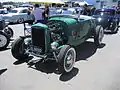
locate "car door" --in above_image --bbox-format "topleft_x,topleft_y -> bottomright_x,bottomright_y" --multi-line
79,20 -> 91,40
69,20 -> 90,46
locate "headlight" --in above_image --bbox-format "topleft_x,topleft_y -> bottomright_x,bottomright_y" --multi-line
24,38 -> 31,45
98,18 -> 102,22
51,42 -> 59,50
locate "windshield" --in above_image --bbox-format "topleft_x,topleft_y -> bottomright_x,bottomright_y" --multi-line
94,10 -> 115,16
61,8 -> 76,14
10,10 -> 18,13
62,10 -> 73,14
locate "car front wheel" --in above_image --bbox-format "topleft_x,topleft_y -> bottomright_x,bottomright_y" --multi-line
11,37 -> 29,60
58,45 -> 76,73
111,21 -> 119,33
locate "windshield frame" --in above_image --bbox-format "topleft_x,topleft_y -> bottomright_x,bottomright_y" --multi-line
9,10 -> 18,13
94,9 -> 116,16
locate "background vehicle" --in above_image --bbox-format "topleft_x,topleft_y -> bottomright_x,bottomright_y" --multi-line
11,14 -> 104,74
0,15 -> 13,38
3,7 -> 34,24
0,9 -> 8,15
93,8 -> 119,33
0,15 -> 10,50
57,8 -> 77,15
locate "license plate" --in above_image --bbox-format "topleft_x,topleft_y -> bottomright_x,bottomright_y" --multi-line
30,46 -> 42,53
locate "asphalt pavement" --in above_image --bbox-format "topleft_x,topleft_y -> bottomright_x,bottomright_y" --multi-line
0,24 -> 120,90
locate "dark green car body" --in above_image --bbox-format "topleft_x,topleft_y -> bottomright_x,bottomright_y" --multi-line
11,14 -> 104,73
48,15 -> 96,46
31,15 -> 97,52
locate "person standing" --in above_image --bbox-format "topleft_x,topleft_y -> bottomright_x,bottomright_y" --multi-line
82,4 -> 90,16
27,7 -> 34,24
32,4 -> 44,23
90,6 -> 96,15
43,5 -> 49,22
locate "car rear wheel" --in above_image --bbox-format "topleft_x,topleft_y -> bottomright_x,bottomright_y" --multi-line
58,45 -> 76,73
117,18 -> 119,26
17,18 -> 24,24
11,37 -> 29,60
111,21 -> 118,33
4,27 -> 14,38
94,25 -> 104,46
0,31 -> 10,50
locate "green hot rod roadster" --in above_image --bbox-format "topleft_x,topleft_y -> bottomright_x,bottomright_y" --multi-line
11,14 -> 104,73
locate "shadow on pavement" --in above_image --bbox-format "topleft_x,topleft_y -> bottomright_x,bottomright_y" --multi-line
31,60 -> 57,74
29,41 -> 106,81
59,67 -> 79,82
13,56 -> 34,65
31,61 -> 79,81
0,68 -> 7,75
104,31 -> 118,35
0,48 -> 10,51
12,41 -> 105,81
76,41 -> 106,61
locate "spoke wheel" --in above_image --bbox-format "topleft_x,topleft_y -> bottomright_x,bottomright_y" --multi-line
98,27 -> 104,44
0,31 -> 10,50
94,25 -> 104,46
58,45 -> 76,73
4,27 -> 14,38
111,21 -> 118,33
64,48 -> 76,72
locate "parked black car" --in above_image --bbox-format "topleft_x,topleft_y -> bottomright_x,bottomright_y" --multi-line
93,8 -> 119,33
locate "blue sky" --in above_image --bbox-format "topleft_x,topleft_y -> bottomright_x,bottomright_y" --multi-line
85,0 -> 96,4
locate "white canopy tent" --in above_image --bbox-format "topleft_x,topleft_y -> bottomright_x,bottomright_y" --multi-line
0,0 -> 27,3
74,1 -> 88,6
27,0 -> 64,4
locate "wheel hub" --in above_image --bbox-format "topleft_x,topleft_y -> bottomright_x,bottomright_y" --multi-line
64,48 -> 76,72
67,55 -> 73,65
99,28 -> 104,44
0,35 -> 7,47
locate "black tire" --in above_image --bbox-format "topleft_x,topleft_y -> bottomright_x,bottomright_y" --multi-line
117,18 -> 119,26
94,25 -> 104,46
111,21 -> 118,33
0,31 -> 10,50
11,37 -> 29,60
58,45 -> 76,73
4,27 -> 14,38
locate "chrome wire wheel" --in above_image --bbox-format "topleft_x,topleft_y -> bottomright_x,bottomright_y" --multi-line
0,34 -> 8,48
98,27 -> 104,44
63,48 -> 76,72
4,27 -> 14,38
